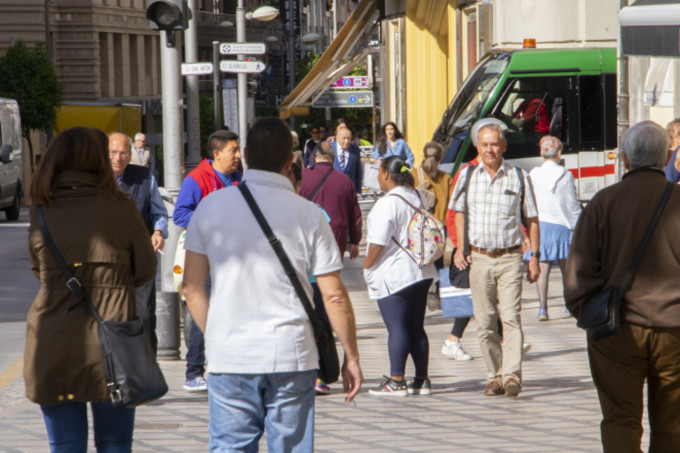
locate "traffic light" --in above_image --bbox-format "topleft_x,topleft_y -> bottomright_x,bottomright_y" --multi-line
146,0 -> 189,47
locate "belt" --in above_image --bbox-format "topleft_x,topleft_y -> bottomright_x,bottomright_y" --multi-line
469,245 -> 521,258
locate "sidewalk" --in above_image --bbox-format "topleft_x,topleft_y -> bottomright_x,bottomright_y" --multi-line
0,228 -> 649,452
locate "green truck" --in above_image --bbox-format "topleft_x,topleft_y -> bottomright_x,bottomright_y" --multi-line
433,47 -> 618,201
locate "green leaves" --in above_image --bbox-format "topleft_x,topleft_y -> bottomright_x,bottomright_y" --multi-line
0,40 -> 63,139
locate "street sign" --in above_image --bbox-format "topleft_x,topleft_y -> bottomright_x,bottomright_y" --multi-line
219,42 -> 266,55
330,76 -> 370,89
181,62 -> 214,76
219,60 -> 267,73
313,90 -> 374,108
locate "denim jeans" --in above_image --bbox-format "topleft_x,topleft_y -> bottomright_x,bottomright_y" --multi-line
186,277 -> 209,380
207,370 -> 316,452
40,401 -> 135,453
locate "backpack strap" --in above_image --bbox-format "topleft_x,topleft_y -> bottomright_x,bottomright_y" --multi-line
462,165 -> 476,256
514,166 -> 527,228
307,166 -> 334,202
388,192 -> 423,265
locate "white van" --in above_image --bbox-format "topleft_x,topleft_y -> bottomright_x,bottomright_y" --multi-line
0,98 -> 23,220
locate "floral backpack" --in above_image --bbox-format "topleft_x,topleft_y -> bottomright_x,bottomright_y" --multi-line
390,193 -> 445,268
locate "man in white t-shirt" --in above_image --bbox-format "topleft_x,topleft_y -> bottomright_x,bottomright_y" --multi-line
182,117 -> 363,451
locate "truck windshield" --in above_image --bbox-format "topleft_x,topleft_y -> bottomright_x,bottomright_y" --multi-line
434,52 -> 510,150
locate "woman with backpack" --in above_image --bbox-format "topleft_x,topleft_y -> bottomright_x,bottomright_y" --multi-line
363,156 -> 439,396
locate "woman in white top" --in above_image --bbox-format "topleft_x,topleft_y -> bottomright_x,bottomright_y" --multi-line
363,156 -> 438,396
526,136 -> 581,321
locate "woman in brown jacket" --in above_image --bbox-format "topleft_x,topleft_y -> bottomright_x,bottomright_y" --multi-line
24,127 -> 156,452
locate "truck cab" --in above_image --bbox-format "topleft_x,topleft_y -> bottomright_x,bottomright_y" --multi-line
432,47 -> 618,201
0,98 -> 22,221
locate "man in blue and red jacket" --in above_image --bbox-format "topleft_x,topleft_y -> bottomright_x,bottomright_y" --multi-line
174,130 -> 241,392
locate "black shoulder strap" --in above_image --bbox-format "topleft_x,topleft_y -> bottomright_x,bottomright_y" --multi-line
621,183 -> 673,293
36,206 -> 103,323
307,166 -> 334,202
238,183 -> 328,342
514,166 -> 528,227
462,165 -> 476,256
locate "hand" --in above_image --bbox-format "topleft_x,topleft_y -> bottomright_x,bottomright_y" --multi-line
521,238 -> 530,253
453,247 -> 471,270
341,357 -> 363,403
511,118 -> 526,129
527,258 -> 540,283
349,244 -> 359,259
151,231 -> 165,252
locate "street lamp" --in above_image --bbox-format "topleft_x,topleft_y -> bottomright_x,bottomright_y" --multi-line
236,1 -> 279,151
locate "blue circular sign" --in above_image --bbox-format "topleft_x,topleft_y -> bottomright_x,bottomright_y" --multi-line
349,96 -> 357,103
343,79 -> 352,86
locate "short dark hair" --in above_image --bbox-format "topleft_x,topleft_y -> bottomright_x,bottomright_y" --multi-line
246,117 -> 293,172
381,155 -> 414,188
207,130 -> 239,159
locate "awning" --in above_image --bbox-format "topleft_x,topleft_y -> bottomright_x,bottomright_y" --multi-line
619,0 -> 680,57
278,0 -> 380,119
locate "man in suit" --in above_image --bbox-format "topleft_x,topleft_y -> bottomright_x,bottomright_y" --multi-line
333,126 -> 363,194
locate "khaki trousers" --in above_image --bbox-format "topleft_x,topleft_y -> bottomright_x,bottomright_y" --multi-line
469,250 -> 524,385
588,323 -> 680,453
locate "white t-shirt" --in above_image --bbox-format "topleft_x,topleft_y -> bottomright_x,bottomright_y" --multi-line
184,169 -> 343,374
363,185 -> 438,299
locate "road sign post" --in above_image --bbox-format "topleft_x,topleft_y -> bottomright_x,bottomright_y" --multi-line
313,90 -> 374,108
181,62 -> 214,76
219,42 -> 266,55
219,60 -> 267,73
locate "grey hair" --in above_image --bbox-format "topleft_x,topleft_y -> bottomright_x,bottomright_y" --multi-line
471,118 -> 508,146
313,141 -> 335,162
621,121 -> 669,170
134,132 -> 146,141
108,132 -> 133,150
539,136 -> 563,159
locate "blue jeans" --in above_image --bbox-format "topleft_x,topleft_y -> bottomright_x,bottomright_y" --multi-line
207,370 -> 316,452
186,277 -> 209,380
40,401 -> 135,453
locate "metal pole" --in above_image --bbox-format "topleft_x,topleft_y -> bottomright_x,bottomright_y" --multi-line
212,41 -> 221,132
618,0 -> 630,182
288,0 -> 296,130
159,30 -> 184,292
185,0 -> 201,172
237,0 -> 248,152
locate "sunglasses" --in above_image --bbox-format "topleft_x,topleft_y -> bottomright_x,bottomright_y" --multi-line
311,130 -> 319,133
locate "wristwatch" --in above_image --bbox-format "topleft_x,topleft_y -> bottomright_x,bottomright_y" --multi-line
530,251 -> 541,259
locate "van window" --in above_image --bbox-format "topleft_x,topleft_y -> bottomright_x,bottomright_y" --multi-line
579,76 -> 605,149
491,76 -> 574,159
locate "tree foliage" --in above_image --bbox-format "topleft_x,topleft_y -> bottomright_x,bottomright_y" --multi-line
0,40 -> 63,165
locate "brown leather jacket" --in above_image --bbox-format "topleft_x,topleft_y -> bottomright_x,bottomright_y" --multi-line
564,169 -> 680,328
24,171 -> 156,405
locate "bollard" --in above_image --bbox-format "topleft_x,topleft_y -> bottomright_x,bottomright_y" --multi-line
156,291 -> 181,360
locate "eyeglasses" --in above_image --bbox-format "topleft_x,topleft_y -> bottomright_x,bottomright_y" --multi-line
319,129 -> 327,133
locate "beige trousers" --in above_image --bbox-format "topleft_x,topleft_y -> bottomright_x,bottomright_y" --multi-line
469,249 -> 524,385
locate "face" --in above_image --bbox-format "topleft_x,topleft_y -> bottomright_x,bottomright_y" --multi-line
213,140 -> 241,175
310,128 -> 320,140
476,127 -> 506,170
337,128 -> 352,150
109,134 -> 132,177
135,135 -> 146,149
385,124 -> 396,140
319,127 -> 328,138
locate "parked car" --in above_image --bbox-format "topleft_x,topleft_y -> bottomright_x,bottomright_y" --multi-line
0,98 -> 23,220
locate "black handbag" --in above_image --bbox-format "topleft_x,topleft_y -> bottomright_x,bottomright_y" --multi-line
239,183 -> 341,384
37,206 -> 168,408
577,183 -> 673,341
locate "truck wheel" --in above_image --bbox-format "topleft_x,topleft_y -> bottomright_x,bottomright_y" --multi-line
4,192 -> 19,221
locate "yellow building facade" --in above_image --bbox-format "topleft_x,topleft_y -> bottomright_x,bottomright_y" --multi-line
382,0 -> 491,165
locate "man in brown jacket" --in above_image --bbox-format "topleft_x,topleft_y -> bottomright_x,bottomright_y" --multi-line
564,120 -> 680,452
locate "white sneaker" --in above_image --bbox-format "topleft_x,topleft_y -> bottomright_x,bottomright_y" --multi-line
441,340 -> 472,360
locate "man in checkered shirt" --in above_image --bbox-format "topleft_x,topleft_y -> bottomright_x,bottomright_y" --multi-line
451,120 -> 540,398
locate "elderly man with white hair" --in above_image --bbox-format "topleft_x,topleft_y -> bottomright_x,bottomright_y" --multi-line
564,121 -> 680,452
524,135 -> 581,321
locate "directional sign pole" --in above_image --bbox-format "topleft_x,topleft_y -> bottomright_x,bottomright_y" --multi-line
237,0 -> 248,158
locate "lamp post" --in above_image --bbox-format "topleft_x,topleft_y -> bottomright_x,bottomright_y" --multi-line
235,2 -> 279,152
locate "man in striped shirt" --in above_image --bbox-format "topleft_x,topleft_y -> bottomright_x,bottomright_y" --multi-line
452,121 -> 540,398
